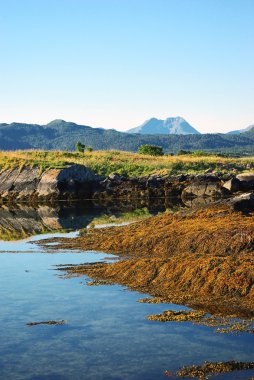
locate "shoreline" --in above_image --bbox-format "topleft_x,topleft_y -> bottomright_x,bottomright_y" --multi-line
41,202 -> 254,318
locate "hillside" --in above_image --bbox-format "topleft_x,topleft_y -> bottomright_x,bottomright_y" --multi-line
227,125 -> 254,134
1,119 -> 254,153
127,116 -> 200,134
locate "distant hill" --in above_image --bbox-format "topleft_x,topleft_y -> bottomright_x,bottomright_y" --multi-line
0,119 -> 254,154
127,117 -> 200,135
227,125 -> 254,135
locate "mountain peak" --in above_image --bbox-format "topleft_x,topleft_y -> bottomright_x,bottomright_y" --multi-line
46,119 -> 67,126
227,124 -> 254,135
127,116 -> 200,135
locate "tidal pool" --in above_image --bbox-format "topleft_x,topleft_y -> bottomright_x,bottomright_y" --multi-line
0,203 -> 253,380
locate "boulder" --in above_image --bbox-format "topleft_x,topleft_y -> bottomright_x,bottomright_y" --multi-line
228,192 -> 254,211
37,164 -> 100,198
222,178 -> 240,193
0,164 -> 100,200
182,176 -> 222,198
236,172 -> 254,191
0,167 -> 40,198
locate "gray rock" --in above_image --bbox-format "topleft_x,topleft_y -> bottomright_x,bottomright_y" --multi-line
0,167 -> 40,198
229,192 -> 254,211
0,164 -> 100,200
236,172 -> 254,191
222,178 -> 240,192
37,164 -> 100,198
236,172 -> 254,182
108,173 -> 123,180
182,178 -> 222,198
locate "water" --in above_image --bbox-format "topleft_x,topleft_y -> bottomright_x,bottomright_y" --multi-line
0,202 -> 253,380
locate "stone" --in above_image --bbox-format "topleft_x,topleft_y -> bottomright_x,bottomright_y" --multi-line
108,173 -> 123,180
37,164 -> 100,198
0,164 -> 100,200
182,176 -> 222,198
0,167 -> 40,198
222,178 -> 240,193
229,192 -> 254,211
236,172 -> 254,191
236,172 -> 254,182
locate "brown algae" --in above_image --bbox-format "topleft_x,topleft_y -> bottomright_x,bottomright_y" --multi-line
165,360 -> 254,379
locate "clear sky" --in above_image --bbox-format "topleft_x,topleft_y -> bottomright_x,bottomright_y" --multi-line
0,0 -> 253,133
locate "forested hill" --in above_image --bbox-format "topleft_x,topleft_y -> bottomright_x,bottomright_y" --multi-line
0,119 -> 254,154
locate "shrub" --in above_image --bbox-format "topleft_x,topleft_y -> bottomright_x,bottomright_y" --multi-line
177,150 -> 192,155
75,141 -> 85,153
138,144 -> 164,156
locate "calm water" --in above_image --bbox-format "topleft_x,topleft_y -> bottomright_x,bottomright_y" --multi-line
0,202 -> 253,380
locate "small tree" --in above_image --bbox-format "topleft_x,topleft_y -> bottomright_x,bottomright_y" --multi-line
177,149 -> 192,155
87,146 -> 93,152
138,144 -> 164,156
75,141 -> 85,153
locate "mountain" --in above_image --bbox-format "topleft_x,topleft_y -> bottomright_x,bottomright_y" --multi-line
227,125 -> 254,135
0,119 -> 254,154
127,117 -> 200,135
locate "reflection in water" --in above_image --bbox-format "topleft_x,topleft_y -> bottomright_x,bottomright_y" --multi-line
0,198 -> 186,241
0,244 -> 253,380
0,201 -> 253,380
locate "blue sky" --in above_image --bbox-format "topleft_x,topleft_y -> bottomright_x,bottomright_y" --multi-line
0,0 -> 253,133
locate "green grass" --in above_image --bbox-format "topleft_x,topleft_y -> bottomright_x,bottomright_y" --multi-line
88,208 -> 152,228
0,149 -> 254,177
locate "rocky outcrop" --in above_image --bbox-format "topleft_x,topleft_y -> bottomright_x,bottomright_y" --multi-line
0,167 -> 40,198
95,172 -> 254,201
0,165 -> 100,201
1,164 -> 254,201
94,174 -> 191,200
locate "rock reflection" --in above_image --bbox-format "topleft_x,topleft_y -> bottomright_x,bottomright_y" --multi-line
0,198 -> 186,241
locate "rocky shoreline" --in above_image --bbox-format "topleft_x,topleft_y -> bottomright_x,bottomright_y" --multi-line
0,164 -> 254,202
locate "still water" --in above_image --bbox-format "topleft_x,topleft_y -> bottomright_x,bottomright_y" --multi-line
0,201 -> 253,380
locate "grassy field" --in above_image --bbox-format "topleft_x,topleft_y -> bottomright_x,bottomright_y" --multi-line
0,150 -> 254,177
